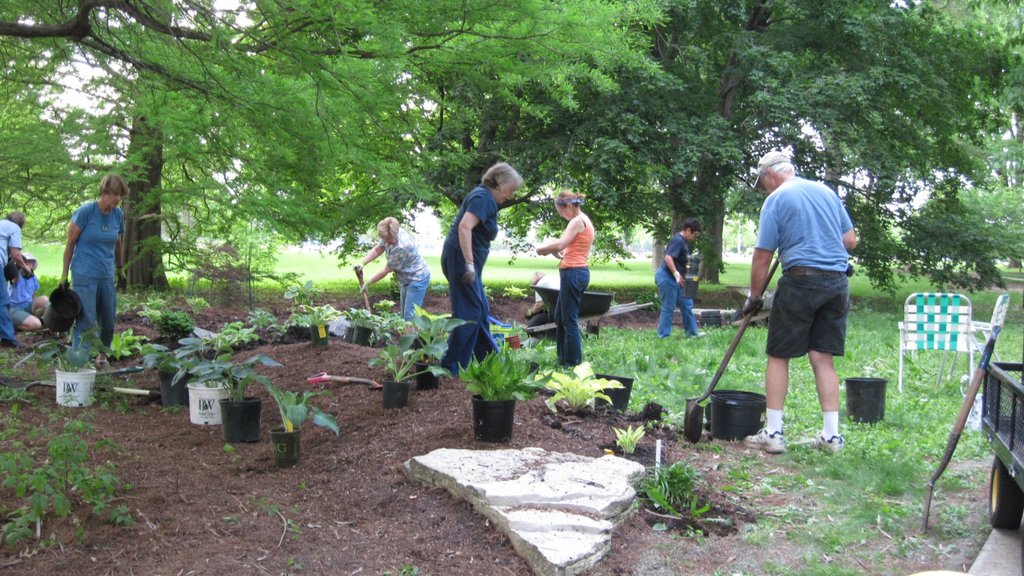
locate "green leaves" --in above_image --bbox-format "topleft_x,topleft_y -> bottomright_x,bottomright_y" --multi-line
538,362 -> 621,412
462,347 -> 537,402
263,381 -> 339,435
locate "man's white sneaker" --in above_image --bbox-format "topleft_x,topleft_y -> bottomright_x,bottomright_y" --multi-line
744,428 -> 786,454
812,434 -> 845,453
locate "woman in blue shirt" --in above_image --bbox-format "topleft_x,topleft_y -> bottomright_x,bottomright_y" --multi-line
60,174 -> 127,364
440,162 -> 523,376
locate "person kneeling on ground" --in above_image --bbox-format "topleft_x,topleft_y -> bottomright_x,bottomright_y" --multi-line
9,252 -> 49,332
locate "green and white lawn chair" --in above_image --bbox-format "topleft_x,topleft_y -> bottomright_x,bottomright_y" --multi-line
970,293 -> 1010,361
898,292 -> 973,393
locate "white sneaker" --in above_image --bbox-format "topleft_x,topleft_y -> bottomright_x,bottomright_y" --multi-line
812,434 -> 844,453
744,428 -> 786,454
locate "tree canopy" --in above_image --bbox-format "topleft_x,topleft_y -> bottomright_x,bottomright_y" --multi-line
0,0 -> 1018,292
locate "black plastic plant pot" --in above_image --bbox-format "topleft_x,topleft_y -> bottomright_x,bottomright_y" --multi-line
595,374 -> 634,413
352,326 -> 373,346
220,397 -> 262,443
414,363 -> 440,390
270,426 -> 301,468
382,380 -> 411,408
472,396 -> 516,443
158,369 -> 190,407
845,377 -> 887,424
709,390 -> 766,441
310,324 -> 329,347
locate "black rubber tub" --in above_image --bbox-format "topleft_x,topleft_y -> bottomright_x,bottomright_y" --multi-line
532,286 -> 613,316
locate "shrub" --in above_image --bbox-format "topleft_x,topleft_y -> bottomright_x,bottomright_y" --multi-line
153,310 -> 195,341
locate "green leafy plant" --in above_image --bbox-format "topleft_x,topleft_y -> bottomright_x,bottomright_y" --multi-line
410,305 -> 470,362
283,280 -> 317,309
263,381 -> 340,434
0,418 -> 131,546
141,343 -> 197,386
109,328 -> 149,361
369,333 -> 450,383
15,328 -> 109,372
207,322 -> 258,350
613,425 -> 646,454
373,299 -> 396,315
538,362 -> 621,412
344,307 -> 375,329
640,461 -> 708,519
461,347 -> 538,402
152,310 -> 195,341
247,308 -> 282,335
301,303 -> 342,326
185,296 -> 209,315
189,352 -> 282,402
501,285 -> 527,299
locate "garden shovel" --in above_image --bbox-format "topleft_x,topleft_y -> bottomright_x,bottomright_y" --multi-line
922,323 -> 1002,531
682,259 -> 779,443
0,365 -> 144,391
354,266 -> 372,311
307,372 -> 383,390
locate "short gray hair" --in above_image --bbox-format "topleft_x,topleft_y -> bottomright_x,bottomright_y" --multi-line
481,162 -> 524,193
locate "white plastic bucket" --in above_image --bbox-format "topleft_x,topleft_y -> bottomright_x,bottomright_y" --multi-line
187,383 -> 230,425
55,369 -> 97,407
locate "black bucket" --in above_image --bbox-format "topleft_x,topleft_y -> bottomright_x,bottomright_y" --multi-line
845,377 -> 886,424
43,284 -> 82,333
472,396 -> 516,443
220,398 -> 262,443
382,380 -> 411,408
158,369 -> 190,407
683,278 -> 699,299
595,373 -> 634,412
709,390 -> 766,441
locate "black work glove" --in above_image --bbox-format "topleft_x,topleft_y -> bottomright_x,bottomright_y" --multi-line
461,262 -> 477,285
742,297 -> 763,316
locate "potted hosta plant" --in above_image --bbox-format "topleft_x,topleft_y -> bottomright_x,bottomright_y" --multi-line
16,328 -> 109,408
302,303 -> 342,347
263,381 -> 340,468
188,351 -> 282,441
369,333 -> 451,408
409,306 -> 469,390
140,343 -> 196,407
539,362 -> 621,414
344,308 -> 375,346
461,347 -> 538,442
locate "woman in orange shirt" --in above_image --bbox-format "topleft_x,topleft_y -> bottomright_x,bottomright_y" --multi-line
535,190 -> 594,367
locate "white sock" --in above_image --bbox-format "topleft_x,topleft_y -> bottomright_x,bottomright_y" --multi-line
823,411 -> 839,439
766,409 -> 784,435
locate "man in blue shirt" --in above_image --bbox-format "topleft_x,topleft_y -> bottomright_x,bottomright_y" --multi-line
743,151 -> 857,455
655,218 -> 702,338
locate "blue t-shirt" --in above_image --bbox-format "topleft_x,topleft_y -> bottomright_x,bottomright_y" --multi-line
660,233 -> 691,275
10,274 -> 39,309
756,176 -> 853,273
0,220 -> 22,268
70,201 -> 124,279
443,186 -> 499,264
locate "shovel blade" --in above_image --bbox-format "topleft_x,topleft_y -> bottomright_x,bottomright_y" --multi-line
682,399 -> 704,443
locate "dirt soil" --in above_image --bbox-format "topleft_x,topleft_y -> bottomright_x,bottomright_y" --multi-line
0,292 -> 989,575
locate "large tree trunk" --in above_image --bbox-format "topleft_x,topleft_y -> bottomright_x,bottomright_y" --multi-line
122,115 -> 169,290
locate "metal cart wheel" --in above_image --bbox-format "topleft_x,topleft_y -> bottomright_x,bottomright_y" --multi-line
989,456 -> 1024,529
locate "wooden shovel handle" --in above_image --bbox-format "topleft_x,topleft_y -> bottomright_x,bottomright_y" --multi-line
692,259 -> 780,405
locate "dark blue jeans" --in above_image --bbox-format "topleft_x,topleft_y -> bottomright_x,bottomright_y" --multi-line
555,267 -> 590,367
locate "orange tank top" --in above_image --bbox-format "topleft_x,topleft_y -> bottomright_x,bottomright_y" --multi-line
560,218 -> 594,269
